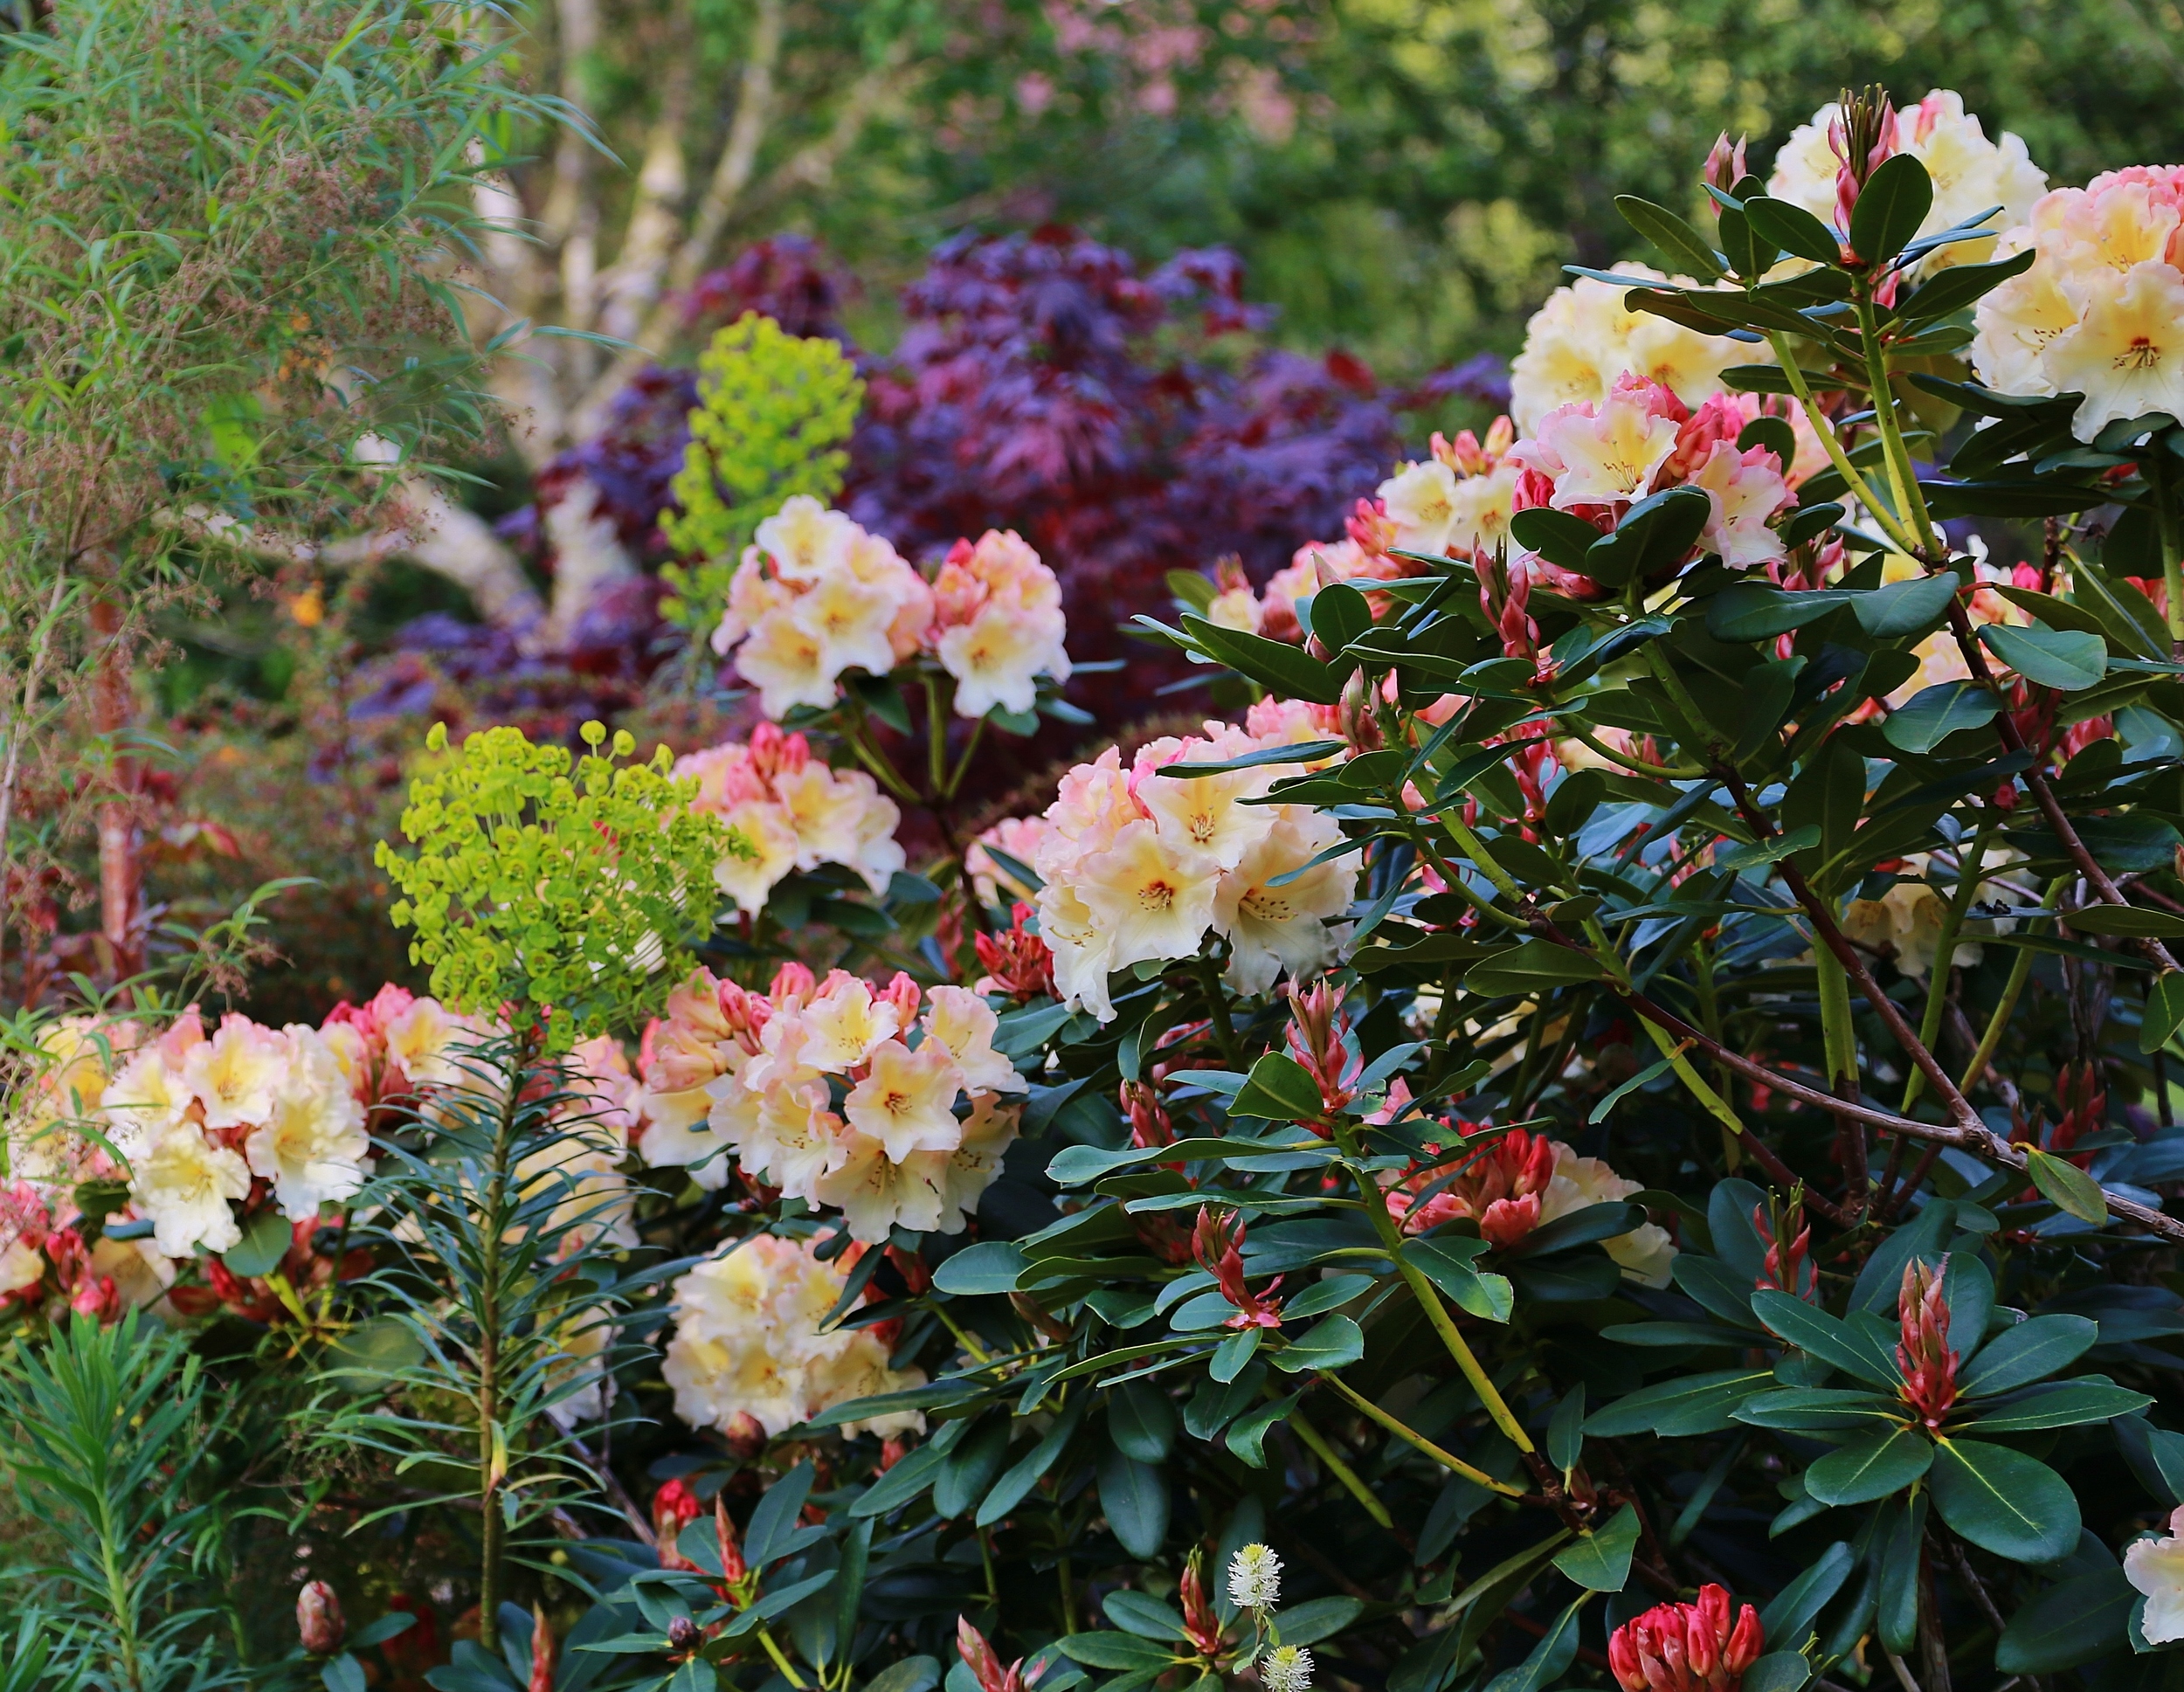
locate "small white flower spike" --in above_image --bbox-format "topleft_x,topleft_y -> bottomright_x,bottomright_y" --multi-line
1227,1543 -> 1283,1612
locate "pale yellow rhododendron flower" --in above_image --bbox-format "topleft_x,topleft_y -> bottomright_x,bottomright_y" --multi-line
1024,714 -> 1358,1022
642,965 -> 1026,1240
1973,166 -> 2184,440
676,725 -> 903,914
181,1014 -> 288,1132
133,1121 -> 251,1257
1510,267 -> 1756,433
2130,1507 -> 2184,1644
243,1026 -> 370,1219
843,1039 -> 966,1160
662,1233 -> 927,1439
1768,89 -> 2048,274
1542,1143 -> 1677,1287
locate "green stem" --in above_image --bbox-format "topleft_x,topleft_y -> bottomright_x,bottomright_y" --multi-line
840,712 -> 922,806
1638,644 -> 1729,763
1350,1132 -> 1535,1455
475,1029 -> 534,1654
1196,956 -> 1244,1067
1559,720 -> 1703,780
759,1626 -> 810,1688
1764,328 -> 1923,558
1636,1014 -> 1745,1137
1058,1546 -> 1080,1635
1813,942 -> 1859,1092
1283,1398 -> 1395,1527
97,1481 -> 142,1690
1854,296 -> 1941,559
923,673 -> 951,795
1959,879 -> 2062,1094
1317,1372 -> 1527,1496
2152,455 -> 2184,655
943,715 -> 987,802
1902,814 -> 1999,1112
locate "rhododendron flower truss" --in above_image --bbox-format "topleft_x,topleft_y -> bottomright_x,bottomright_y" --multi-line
708,496 -> 1073,725
673,722 -> 904,918
1013,715 -> 1358,1020
662,1232 -> 926,1438
636,962 -> 1026,1240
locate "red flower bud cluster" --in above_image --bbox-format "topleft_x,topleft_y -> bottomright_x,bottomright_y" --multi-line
974,903 -> 1056,1000
1896,1260 -> 1959,1430
1192,1205 -> 1284,1329
1607,1585 -> 1764,1692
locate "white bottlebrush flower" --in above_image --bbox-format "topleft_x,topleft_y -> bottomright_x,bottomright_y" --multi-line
1261,1646 -> 1315,1692
1228,1543 -> 1283,1611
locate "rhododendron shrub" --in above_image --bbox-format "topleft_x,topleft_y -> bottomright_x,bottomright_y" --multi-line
19,86 -> 2184,1692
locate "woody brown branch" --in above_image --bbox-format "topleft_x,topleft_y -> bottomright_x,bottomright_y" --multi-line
1940,594 -> 2182,974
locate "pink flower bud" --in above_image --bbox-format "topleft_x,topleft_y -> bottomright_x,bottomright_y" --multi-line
1896,1260 -> 1959,1428
1702,133 -> 1749,206
528,1606 -> 556,1692
296,1581 -> 345,1654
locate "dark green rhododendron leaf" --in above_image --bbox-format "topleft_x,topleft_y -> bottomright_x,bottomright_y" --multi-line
1851,573 -> 1958,637
1057,1633 -> 1175,1672
223,1207 -> 293,1279
1585,486 -> 1713,582
933,1241 -> 1026,1295
1959,1314 -> 2098,1397
2022,1149 -> 2107,1226
1097,1449 -> 1170,1560
1586,1370 -> 1775,1438
1704,589 -> 1843,650
1883,682 -> 2000,753
1464,940 -> 1607,996
1180,614 -> 1345,704
1278,1599 -> 1365,1647
1308,581 -> 1373,654
1510,507 -> 1607,570
2068,905 -> 2184,939
1849,154 -> 1933,266
1803,1428 -> 1932,1505
1229,1053 -> 1325,1122
1109,1381 -> 1177,1463
1741,196 -> 1842,265
1551,1502 -> 1640,1592
1615,195 -> 1728,280
1994,1569 -> 2135,1674
1740,1655 -> 1811,1692
1980,624 -> 2107,691
1752,1290 -> 1901,1386
1930,1439 -> 2080,1563
2144,972 -> 2184,1054
1271,1314 -> 1365,1373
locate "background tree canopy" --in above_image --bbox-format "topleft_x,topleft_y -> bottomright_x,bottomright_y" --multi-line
514,0 -> 2184,382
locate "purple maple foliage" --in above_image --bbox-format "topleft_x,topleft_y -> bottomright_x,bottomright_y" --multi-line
489,228 -> 1506,730
841,226 -> 1503,687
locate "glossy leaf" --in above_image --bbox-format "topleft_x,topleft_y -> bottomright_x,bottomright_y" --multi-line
1803,1428 -> 1932,1505
1981,623 -> 2108,691
1958,1313 -> 2098,1396
1550,1502 -> 1640,1592
1614,195 -> 1728,280
1883,682 -> 2000,753
1994,1569 -> 2136,1673
1848,154 -> 1934,266
1930,1439 -> 2081,1563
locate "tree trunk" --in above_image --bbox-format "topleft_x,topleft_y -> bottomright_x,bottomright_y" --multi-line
88,590 -> 141,987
